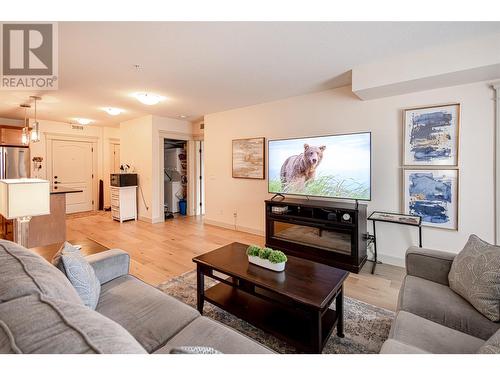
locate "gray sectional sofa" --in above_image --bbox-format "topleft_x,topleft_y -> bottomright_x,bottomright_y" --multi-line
381,246 -> 500,354
0,240 -> 272,354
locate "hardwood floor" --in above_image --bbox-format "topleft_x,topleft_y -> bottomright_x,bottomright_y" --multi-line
63,212 -> 405,311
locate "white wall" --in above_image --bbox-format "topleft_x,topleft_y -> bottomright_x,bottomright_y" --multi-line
204,81 -> 496,265
0,117 -> 23,126
28,119 -> 119,209
192,119 -> 205,138
120,115 -> 154,220
102,126 -> 121,207
352,32 -> 500,99
120,115 -> 192,222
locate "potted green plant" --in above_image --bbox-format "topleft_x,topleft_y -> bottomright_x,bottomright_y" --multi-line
246,245 -> 288,272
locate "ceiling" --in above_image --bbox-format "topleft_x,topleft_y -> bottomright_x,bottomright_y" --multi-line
1,22 -> 500,127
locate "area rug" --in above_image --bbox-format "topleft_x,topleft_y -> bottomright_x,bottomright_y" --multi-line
157,271 -> 394,354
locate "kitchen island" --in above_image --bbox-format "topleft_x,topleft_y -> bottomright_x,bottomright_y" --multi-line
27,188 -> 83,248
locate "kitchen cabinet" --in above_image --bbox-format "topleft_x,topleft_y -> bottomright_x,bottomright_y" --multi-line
0,126 -> 24,146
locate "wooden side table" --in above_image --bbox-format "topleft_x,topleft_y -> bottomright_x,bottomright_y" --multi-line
30,238 -> 109,261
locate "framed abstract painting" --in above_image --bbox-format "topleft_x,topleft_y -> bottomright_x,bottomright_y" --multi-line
403,169 -> 458,230
403,103 -> 460,166
232,137 -> 265,179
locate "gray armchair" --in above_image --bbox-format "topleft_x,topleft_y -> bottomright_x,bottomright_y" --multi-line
381,246 -> 500,354
405,246 -> 455,286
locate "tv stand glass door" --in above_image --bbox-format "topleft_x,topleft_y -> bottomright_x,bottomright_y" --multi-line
271,220 -> 353,256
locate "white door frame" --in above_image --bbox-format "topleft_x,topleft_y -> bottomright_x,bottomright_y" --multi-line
158,130 -> 200,222
105,137 -> 120,208
493,81 -> 500,245
194,135 -> 204,216
194,139 -> 205,215
46,133 -> 99,211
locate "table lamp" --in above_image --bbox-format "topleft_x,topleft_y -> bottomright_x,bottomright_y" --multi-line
0,179 -> 50,248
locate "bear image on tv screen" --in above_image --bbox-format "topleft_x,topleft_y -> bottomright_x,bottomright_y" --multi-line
268,133 -> 371,200
280,143 -> 326,186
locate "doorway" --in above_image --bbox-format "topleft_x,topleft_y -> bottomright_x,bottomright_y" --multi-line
106,142 -> 120,209
164,139 -> 187,218
111,143 -> 120,174
48,139 -> 95,213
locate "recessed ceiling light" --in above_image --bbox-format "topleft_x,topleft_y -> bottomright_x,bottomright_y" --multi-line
132,92 -> 165,106
103,107 -> 124,116
179,115 -> 187,119
75,118 -> 92,125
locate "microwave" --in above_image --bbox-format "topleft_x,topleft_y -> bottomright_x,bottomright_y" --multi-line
110,173 -> 138,187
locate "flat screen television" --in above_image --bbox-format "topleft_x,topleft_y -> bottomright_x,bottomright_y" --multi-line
268,132 -> 371,200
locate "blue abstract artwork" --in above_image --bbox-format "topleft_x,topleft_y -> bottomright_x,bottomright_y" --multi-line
404,169 -> 458,230
404,104 -> 459,166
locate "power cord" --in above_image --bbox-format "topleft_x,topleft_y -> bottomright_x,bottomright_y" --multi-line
139,184 -> 149,210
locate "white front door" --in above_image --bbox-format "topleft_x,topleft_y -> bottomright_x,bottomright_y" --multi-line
51,140 -> 94,213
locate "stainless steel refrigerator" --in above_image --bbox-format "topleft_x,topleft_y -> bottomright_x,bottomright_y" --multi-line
0,146 -> 30,179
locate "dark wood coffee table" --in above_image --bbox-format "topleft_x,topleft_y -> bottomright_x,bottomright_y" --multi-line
193,242 -> 349,353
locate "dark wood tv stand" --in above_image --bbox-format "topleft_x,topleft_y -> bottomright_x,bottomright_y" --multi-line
265,197 -> 367,273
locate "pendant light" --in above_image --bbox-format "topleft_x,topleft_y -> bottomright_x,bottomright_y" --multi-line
30,96 -> 41,143
20,104 -> 31,146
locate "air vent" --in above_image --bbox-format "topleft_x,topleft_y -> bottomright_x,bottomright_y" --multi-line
71,125 -> 84,130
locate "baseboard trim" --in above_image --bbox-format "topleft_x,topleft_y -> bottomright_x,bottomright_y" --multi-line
378,253 -> 405,267
204,219 -> 264,236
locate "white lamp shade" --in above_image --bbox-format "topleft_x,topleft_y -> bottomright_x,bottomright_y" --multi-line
0,179 -> 50,219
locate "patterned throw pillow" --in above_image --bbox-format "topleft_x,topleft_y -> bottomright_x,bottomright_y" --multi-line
448,235 -> 500,321
170,346 -> 221,354
478,329 -> 500,354
52,242 -> 101,310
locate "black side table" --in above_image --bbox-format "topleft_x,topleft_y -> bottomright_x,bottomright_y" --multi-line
367,211 -> 422,274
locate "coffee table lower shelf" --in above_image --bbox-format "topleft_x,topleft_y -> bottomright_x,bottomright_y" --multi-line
203,282 -> 338,353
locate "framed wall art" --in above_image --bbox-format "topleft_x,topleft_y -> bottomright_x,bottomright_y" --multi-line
232,137 -> 265,179
403,169 -> 458,230
403,103 -> 460,166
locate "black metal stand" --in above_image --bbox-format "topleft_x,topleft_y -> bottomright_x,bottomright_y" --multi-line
371,221 -> 380,274
367,211 -> 422,274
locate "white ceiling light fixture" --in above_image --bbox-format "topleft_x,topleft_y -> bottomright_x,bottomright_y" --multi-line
132,92 -> 165,106
75,118 -> 93,125
103,107 -> 124,116
131,64 -> 166,106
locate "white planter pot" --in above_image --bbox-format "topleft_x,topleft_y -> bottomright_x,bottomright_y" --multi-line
248,255 -> 286,272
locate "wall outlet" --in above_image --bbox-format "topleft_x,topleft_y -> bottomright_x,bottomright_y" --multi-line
233,211 -> 237,218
